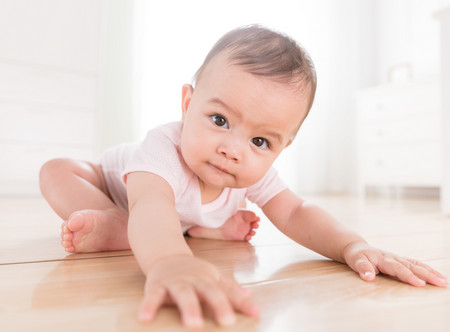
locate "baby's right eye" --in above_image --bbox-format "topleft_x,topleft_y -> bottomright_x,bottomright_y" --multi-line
211,115 -> 228,128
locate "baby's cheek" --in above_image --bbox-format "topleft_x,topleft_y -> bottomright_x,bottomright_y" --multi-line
240,167 -> 267,187
188,130 -> 207,148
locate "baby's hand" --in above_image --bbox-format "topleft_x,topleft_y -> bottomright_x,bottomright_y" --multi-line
343,241 -> 448,287
138,255 -> 259,328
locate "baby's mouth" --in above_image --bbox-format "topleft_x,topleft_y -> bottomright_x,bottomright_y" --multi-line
210,163 -> 231,175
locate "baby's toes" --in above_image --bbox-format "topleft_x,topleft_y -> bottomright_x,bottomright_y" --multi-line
250,221 -> 260,229
64,244 -> 75,253
240,210 -> 257,222
67,213 -> 86,232
63,232 -> 74,241
62,236 -> 75,251
245,230 -> 256,241
61,222 -> 72,240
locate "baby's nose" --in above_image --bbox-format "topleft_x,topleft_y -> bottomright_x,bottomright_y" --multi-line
217,137 -> 242,162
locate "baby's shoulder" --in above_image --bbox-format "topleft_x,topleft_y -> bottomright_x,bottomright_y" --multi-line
143,121 -> 182,145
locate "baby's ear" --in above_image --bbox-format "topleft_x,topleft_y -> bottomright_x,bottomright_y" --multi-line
284,134 -> 296,148
181,84 -> 194,118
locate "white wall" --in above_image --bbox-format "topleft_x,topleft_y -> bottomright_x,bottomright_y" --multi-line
314,0 -> 379,194
99,0 -> 138,151
377,0 -> 450,84
0,0 -> 104,195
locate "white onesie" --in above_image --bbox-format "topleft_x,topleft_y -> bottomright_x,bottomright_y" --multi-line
99,121 -> 287,233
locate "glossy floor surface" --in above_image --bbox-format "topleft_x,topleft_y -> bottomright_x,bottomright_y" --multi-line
1,194 -> 449,331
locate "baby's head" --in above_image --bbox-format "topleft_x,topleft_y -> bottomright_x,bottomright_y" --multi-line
194,25 -> 317,130
180,25 -> 317,190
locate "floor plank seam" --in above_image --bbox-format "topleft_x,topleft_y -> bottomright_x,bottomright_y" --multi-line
190,242 -> 296,252
0,243 -> 297,266
0,253 -> 134,266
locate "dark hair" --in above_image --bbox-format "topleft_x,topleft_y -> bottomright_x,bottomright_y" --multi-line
194,25 -> 317,115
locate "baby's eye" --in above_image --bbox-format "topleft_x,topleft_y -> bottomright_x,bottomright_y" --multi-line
211,115 -> 228,128
252,137 -> 269,149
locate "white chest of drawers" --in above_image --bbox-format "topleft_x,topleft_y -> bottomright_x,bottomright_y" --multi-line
356,78 -> 442,194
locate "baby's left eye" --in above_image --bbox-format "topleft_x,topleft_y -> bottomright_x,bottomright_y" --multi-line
211,115 -> 228,128
252,137 -> 269,148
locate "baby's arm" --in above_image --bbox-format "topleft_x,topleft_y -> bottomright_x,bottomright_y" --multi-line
126,172 -> 258,328
262,189 -> 447,287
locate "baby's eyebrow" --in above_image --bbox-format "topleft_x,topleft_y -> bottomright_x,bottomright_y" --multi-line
208,98 -> 241,118
262,130 -> 283,144
208,97 -> 229,108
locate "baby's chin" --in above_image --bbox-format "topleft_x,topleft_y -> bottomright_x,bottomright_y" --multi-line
196,167 -> 264,190
198,176 -> 246,190
208,179 -> 259,190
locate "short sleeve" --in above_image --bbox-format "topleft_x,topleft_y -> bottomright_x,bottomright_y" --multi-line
122,122 -> 189,196
246,167 -> 288,207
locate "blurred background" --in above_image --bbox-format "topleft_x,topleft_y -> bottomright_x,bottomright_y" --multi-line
0,0 -> 449,209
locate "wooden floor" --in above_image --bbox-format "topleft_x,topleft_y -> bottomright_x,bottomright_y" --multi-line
1,193 -> 449,331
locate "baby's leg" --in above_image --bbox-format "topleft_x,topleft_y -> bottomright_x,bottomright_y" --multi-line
39,158 -> 129,252
187,210 -> 260,241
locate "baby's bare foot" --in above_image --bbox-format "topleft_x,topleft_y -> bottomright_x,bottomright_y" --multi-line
61,209 -> 129,253
187,210 -> 260,241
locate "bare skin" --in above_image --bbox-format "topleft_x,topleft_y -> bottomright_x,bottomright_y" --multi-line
61,208 -> 128,253
187,210 -> 260,242
60,208 -> 259,253
40,158 -> 260,253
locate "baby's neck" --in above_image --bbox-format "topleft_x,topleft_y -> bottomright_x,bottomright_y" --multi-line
198,180 -> 224,204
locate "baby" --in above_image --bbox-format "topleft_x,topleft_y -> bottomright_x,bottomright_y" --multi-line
39,25 -> 447,328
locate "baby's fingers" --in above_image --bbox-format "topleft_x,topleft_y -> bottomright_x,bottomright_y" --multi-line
376,257 -> 425,286
195,280 -> 236,327
348,254 -> 378,282
397,258 -> 447,287
138,285 -> 166,323
168,282 -> 204,328
225,279 -> 260,317
376,256 -> 446,287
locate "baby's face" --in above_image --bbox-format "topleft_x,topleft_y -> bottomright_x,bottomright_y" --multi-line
180,52 -> 310,190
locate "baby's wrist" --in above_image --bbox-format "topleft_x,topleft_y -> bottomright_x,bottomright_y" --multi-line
341,239 -> 369,262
